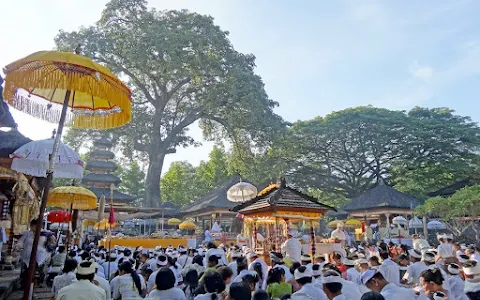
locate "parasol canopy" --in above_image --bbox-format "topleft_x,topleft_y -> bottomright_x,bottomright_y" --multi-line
427,220 -> 446,230
345,219 -> 362,228
179,221 -> 197,230
82,219 -> 96,227
3,50 -> 132,129
123,221 -> 135,228
328,220 -> 345,229
167,218 -> 181,225
48,186 -> 97,210
227,181 -> 258,202
94,218 -> 119,230
11,139 -> 84,179
409,216 -> 423,228
392,216 -> 408,225
47,210 -> 71,223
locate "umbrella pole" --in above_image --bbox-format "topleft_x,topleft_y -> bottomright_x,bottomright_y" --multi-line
24,91 -> 71,300
66,203 -> 73,251
107,223 -> 111,280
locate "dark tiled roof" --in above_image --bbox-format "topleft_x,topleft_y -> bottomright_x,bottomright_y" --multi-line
90,150 -> 115,159
93,137 -> 113,147
182,175 -> 257,213
88,187 -> 135,202
0,129 -> 31,158
160,201 -> 179,210
85,160 -> 117,171
427,179 -> 473,197
0,101 -> 16,128
343,183 -> 421,211
231,183 -> 335,213
82,173 -> 121,184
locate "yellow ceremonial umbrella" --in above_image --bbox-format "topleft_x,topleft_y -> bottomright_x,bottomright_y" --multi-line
179,221 -> 197,230
94,218 -> 119,230
82,219 -> 96,227
345,219 -> 362,228
328,220 -> 345,229
4,50 -> 132,298
48,186 -> 97,210
168,218 -> 182,225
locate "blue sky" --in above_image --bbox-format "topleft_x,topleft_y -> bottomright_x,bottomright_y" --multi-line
1,0 -> 480,171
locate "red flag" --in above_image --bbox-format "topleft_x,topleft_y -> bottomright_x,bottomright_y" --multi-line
108,204 -> 115,224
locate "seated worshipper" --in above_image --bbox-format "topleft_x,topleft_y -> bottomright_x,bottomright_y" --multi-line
360,292 -> 386,300
229,282 -> 253,300
360,269 -> 418,300
57,259 -> 107,300
183,269 -> 199,300
112,261 -> 146,299
322,274 -> 346,300
463,260 -> 480,300
253,290 -> 269,300
288,262 -> 302,292
182,255 -> 206,278
369,256 -> 381,269
312,264 -> 323,285
47,245 -> 68,285
242,273 -> 259,293
52,259 -> 78,296
195,271 -> 226,300
252,262 -> 267,291
344,257 -> 361,283
291,266 -> 328,300
217,266 -> 234,291
178,247 -> 193,269
205,242 -> 228,266
267,267 -> 293,299
419,268 -> 450,299
401,249 -> 428,286
412,235 -> 431,252
330,252 -> 347,278
233,257 -> 254,283
437,234 -> 456,266
423,251 -> 452,296
281,230 -> 303,262
147,254 -> 168,292
314,254 -> 327,268
378,247 -> 400,286
271,251 -> 293,281
200,255 -> 222,283
322,268 -> 362,300
446,263 -> 468,300
248,252 -> 268,289
356,258 -> 370,273
146,267 -> 187,300
301,255 -> 313,270
94,263 -> 110,300
167,255 -> 184,288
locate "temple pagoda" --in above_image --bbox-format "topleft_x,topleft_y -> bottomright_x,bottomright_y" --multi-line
82,135 -> 135,206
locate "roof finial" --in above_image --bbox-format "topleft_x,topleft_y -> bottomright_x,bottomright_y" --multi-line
74,44 -> 82,55
277,177 -> 286,188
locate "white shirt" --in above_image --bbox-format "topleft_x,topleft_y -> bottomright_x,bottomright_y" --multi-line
292,283 -> 328,300
428,264 -> 452,296
17,231 -> 48,267
236,234 -> 247,247
339,278 -> 362,300
232,269 -> 255,283
273,264 -> 293,281
379,258 -> 400,286
380,283 -> 417,300
112,273 -> 145,300
204,230 -> 212,242
228,261 -> 238,279
438,244 -> 455,258
332,295 -> 347,300
346,268 -> 360,283
331,229 -> 346,242
94,275 -> 111,300
281,238 -> 302,262
52,272 -> 77,295
248,258 -> 269,290
471,253 -> 480,262
413,239 -> 430,251
147,269 -> 159,292
181,263 -> 205,278
57,280 -> 107,300
205,248 -> 228,266
177,255 -> 193,269
170,266 -> 184,288
403,261 -> 428,285
103,261 -> 118,279
146,288 -> 187,300
448,275 -> 468,300
195,293 -> 218,300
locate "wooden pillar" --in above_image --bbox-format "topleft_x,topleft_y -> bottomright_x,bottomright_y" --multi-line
423,216 -> 428,238
310,220 -> 316,259
275,217 -> 279,251
253,221 -> 258,251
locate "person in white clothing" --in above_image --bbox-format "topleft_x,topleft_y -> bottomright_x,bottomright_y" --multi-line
344,258 -> 360,283
378,251 -> 400,286
228,251 -> 242,279
177,248 -> 193,269
330,223 -> 347,248
195,271 -> 226,300
419,268 -> 450,299
270,252 -> 293,281
360,269 -> 418,300
446,263 -> 468,300
322,269 -> 361,300
52,259 -> 78,296
57,259 -> 106,300
402,249 -> 428,286
322,274 -> 346,300
423,251 -> 452,296
281,230 -> 302,262
146,268 -> 187,300
291,266 -> 328,300
112,261 -> 145,299
147,254 -> 168,292
103,253 -> 118,280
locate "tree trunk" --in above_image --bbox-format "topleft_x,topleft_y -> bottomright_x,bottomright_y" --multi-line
145,152 -> 165,207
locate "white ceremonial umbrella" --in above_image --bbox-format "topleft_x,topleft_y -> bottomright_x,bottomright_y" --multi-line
427,220 -> 446,230
409,216 -> 423,228
392,216 -> 408,225
10,138 -> 84,179
227,181 -> 257,202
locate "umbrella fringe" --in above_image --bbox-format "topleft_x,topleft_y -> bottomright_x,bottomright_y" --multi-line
10,94 -> 73,125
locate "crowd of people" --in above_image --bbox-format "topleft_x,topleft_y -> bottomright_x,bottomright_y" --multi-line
15,222 -> 480,300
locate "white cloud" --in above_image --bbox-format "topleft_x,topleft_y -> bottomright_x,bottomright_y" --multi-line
409,62 -> 434,81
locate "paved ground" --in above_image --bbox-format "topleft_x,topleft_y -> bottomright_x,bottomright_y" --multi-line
9,286 -> 54,300
0,268 -> 53,300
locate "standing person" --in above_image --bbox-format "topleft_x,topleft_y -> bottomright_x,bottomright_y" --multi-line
446,263 -> 468,300
52,259 -> 78,297
378,250 -> 400,286
146,268 -> 187,300
281,230 -> 302,262
360,269 -> 418,300
57,259 -> 107,300
248,253 -> 268,289
291,266 -> 328,300
228,251 -> 242,279
112,261 -> 145,299
204,229 -> 212,243
331,223 -> 347,248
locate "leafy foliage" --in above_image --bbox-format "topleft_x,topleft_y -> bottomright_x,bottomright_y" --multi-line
55,0 -> 284,206
116,161 -> 146,204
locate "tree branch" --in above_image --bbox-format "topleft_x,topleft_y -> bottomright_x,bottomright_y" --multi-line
167,77 -> 192,99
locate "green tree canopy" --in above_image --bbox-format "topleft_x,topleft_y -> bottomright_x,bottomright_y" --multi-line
56,0 -> 284,206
